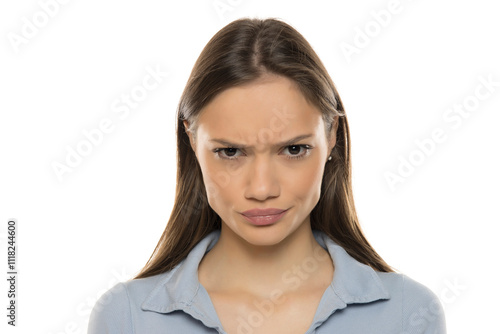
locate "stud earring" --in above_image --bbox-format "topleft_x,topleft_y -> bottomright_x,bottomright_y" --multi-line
328,156 -> 332,161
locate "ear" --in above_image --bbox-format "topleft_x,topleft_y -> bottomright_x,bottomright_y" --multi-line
328,116 -> 339,152
183,120 -> 196,153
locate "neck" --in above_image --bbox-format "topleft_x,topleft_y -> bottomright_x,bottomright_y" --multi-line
198,221 -> 333,296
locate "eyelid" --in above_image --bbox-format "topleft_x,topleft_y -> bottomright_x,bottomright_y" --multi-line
280,144 -> 313,160
210,134 -> 314,150
280,144 -> 312,152
213,147 -> 244,160
213,144 -> 312,161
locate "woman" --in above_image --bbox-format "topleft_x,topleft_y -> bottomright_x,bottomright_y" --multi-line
88,18 -> 446,333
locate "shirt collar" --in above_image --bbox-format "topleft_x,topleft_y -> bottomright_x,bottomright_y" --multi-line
141,229 -> 390,330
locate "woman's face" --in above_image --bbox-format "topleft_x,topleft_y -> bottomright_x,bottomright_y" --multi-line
185,74 -> 337,247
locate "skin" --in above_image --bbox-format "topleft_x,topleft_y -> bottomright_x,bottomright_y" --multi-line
184,74 -> 338,334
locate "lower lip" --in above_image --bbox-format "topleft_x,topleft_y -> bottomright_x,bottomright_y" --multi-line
241,210 -> 288,226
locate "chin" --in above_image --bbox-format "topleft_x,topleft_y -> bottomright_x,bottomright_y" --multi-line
229,219 -> 303,247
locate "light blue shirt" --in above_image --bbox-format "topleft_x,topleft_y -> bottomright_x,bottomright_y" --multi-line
88,230 -> 446,333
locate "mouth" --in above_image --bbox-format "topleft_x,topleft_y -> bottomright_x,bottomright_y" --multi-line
240,208 -> 290,226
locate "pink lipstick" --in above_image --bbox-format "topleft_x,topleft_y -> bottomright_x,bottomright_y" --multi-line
240,208 -> 289,226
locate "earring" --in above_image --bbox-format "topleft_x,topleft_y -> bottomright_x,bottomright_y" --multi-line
328,156 -> 332,161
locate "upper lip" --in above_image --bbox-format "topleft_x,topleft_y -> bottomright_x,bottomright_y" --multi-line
241,208 -> 288,217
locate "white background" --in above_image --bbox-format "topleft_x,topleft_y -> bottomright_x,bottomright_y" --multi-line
1,0 -> 499,333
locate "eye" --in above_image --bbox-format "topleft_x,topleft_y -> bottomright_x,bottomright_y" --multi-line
213,147 -> 243,160
282,145 -> 312,160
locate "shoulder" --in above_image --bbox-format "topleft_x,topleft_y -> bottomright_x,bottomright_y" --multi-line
376,271 -> 447,333
88,281 -> 132,334
88,274 -> 166,334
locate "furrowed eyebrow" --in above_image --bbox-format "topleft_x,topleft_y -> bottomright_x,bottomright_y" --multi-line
209,134 -> 314,148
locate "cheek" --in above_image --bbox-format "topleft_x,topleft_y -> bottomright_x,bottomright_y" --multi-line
285,161 -> 325,204
198,161 -> 238,214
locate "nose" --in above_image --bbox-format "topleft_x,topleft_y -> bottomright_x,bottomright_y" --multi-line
244,155 -> 280,201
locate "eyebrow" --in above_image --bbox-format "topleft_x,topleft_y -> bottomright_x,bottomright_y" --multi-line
209,134 -> 314,148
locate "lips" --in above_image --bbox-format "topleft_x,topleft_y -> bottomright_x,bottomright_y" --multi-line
240,208 -> 289,226
241,208 -> 288,217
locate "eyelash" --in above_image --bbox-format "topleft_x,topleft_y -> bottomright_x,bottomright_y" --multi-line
212,145 -> 313,161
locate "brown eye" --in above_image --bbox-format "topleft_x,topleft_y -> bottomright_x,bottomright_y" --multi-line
282,144 -> 312,160
223,148 -> 238,157
213,147 -> 243,160
287,145 -> 302,155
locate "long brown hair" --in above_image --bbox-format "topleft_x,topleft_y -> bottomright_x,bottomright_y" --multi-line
135,18 -> 393,279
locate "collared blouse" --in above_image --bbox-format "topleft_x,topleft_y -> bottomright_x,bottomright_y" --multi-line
88,230 -> 446,333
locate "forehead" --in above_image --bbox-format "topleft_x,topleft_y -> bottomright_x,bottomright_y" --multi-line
197,75 -> 324,143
